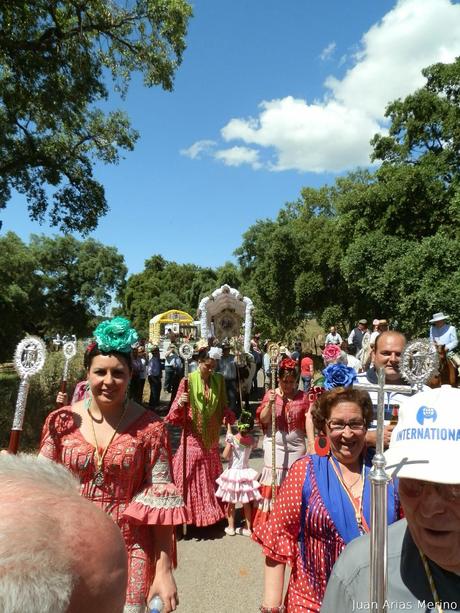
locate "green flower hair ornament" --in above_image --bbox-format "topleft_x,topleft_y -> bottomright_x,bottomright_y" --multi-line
238,407 -> 253,432
93,317 -> 138,354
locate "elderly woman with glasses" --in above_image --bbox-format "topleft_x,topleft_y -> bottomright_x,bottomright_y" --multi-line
253,386 -> 401,613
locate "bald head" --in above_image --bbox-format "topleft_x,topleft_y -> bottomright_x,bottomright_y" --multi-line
0,454 -> 127,613
372,331 -> 406,383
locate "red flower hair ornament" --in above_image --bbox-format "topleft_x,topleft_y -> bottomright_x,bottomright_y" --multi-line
279,357 -> 297,371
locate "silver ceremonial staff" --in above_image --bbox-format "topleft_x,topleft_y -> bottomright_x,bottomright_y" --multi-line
355,339 -> 438,613
9,336 -> 46,454
179,342 -> 194,536
268,342 -> 280,504
55,339 -> 77,409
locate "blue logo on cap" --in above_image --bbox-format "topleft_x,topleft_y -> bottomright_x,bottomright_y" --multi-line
416,406 -> 437,425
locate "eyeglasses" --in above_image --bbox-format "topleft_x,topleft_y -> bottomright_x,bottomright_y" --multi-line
326,419 -> 366,432
399,478 -> 460,502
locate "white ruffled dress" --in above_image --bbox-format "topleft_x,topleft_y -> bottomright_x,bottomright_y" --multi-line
216,434 -> 262,504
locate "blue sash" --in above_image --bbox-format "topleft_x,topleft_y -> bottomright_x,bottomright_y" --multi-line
299,454 -> 397,569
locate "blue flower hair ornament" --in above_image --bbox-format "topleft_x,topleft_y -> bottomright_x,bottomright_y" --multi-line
93,317 -> 138,354
322,363 -> 357,390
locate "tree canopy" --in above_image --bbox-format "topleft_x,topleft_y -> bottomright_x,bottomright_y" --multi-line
0,0 -> 192,232
123,256 -> 242,337
0,232 -> 126,360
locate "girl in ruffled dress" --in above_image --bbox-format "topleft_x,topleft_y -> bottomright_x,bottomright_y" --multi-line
216,411 -> 261,536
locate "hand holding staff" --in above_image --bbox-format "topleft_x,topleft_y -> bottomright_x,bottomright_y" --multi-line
55,340 -> 77,409
179,342 -> 194,535
9,336 -> 46,454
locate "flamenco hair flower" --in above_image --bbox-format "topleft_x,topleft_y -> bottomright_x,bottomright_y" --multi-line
279,357 -> 297,371
93,317 -> 138,354
322,363 -> 357,391
322,343 -> 342,363
308,385 -> 326,405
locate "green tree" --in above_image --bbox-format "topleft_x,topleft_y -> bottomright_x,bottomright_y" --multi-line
123,256 -> 218,335
30,234 -> 127,336
0,232 -> 41,360
0,232 -> 127,360
0,0 -> 192,232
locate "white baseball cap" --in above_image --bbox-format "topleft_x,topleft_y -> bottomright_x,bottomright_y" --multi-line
385,385 -> 460,484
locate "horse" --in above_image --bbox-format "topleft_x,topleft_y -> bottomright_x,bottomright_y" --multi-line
429,344 -> 459,388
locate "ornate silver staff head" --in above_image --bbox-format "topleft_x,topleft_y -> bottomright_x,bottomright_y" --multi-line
179,342 -> 194,362
399,338 -> 439,392
12,336 -> 46,431
14,336 -> 46,379
268,342 -> 280,368
62,340 -> 77,380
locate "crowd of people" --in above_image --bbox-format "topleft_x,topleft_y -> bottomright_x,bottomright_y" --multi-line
1,312 -> 460,613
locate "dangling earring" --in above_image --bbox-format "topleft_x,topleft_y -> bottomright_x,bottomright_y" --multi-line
314,435 -> 330,456
84,382 -> 92,411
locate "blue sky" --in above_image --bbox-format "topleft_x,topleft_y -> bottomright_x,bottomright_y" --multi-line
2,0 -> 460,274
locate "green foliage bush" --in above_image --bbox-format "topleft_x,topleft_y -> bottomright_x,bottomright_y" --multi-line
0,345 -> 86,451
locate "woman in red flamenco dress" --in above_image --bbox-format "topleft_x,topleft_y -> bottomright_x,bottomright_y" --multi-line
165,344 -> 235,527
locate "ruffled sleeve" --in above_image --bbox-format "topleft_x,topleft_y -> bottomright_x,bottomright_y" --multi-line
123,421 -> 188,526
255,390 -> 271,433
252,456 -> 308,566
38,407 -> 76,461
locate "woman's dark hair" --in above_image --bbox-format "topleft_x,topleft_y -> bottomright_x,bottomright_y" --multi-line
311,387 -> 373,433
84,342 -> 133,372
197,349 -> 210,362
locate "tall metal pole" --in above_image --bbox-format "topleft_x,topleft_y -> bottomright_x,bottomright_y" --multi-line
368,367 -> 390,613
8,336 -> 46,454
179,342 -> 193,536
269,343 -> 280,504
55,340 -> 77,409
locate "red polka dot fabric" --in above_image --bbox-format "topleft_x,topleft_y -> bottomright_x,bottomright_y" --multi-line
252,456 -> 345,612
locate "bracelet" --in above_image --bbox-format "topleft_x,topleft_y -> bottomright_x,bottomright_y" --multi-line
259,606 -> 286,613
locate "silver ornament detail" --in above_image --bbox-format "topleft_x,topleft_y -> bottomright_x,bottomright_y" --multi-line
399,339 -> 439,391
179,342 -> 194,362
12,336 -> 46,431
62,340 -> 77,380
14,336 -> 46,378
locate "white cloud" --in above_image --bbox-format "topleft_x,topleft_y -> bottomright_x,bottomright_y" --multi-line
183,0 -> 460,174
213,146 -> 261,169
180,139 -> 216,159
320,42 -> 336,61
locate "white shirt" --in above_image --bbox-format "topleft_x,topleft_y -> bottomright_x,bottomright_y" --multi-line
430,323 -> 458,351
325,332 -> 342,345
346,354 -> 362,372
355,370 -> 417,430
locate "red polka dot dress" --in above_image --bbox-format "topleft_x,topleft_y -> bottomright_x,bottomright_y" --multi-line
253,390 -> 310,529
252,456 -> 346,612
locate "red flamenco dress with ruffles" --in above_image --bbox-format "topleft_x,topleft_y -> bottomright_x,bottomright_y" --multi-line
165,370 -> 235,527
39,408 -> 187,612
253,389 -> 310,529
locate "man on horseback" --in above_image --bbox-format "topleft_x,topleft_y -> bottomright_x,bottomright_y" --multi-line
429,311 -> 460,373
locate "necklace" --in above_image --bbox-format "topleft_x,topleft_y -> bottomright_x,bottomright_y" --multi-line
329,457 -> 367,533
87,399 -> 128,487
419,549 -> 443,613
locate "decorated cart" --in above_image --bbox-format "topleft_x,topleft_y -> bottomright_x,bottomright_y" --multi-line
198,284 -> 254,351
